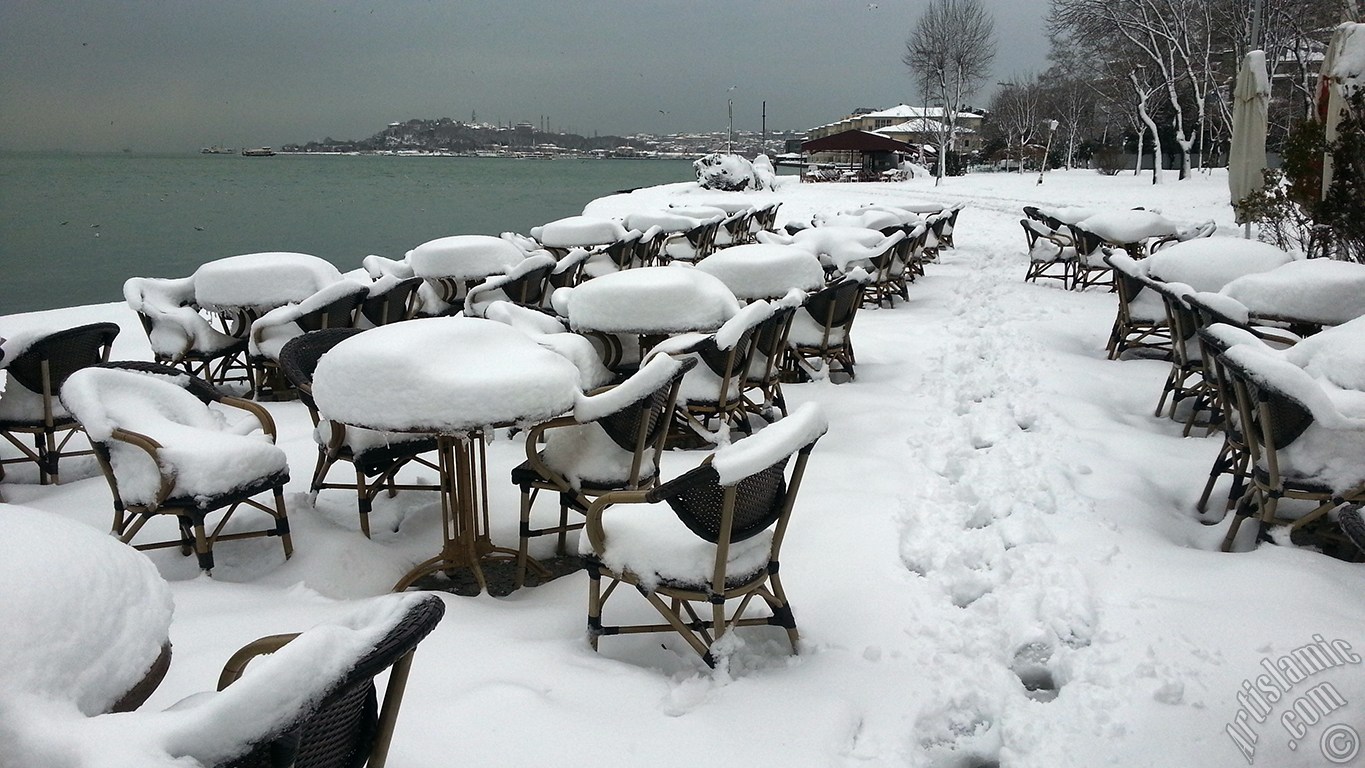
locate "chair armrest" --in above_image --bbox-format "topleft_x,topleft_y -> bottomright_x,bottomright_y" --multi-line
522,415 -> 582,485
219,396 -> 279,442
216,633 -> 300,691
583,489 -> 656,555
107,427 -> 177,510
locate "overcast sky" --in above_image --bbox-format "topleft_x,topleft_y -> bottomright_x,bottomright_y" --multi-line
0,0 -> 1052,152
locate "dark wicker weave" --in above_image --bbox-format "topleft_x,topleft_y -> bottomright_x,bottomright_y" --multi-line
70,361 -> 293,573
278,329 -> 439,538
583,424 -> 823,668
511,357 -> 696,587
1217,350 -> 1365,551
359,277 -> 422,327
602,231 -> 643,270
0,322 -> 119,484
1340,505 -> 1365,555
213,593 -> 446,768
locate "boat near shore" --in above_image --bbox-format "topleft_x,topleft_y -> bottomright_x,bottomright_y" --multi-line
200,146 -> 234,154
241,147 -> 276,157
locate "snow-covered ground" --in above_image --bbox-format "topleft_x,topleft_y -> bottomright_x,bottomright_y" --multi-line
3,168 -> 1363,767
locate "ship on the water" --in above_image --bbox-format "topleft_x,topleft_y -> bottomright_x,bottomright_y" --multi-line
200,146 -> 235,154
240,147 -> 277,157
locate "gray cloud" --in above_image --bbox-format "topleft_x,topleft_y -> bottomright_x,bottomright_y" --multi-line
0,0 -> 1051,152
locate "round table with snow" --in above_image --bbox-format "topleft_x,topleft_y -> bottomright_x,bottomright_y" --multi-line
694,243 -> 825,301
406,235 -> 527,309
0,505 -> 175,715
1220,258 -> 1365,332
1143,239 -> 1294,292
191,251 -> 345,338
1075,210 -> 1182,256
310,317 -> 581,593
623,209 -> 717,236
529,216 -> 630,249
553,266 -> 740,372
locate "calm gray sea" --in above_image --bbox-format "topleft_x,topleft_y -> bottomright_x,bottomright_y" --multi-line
0,152 -> 700,315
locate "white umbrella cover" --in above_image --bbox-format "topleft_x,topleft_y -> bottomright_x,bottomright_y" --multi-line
1228,50 -> 1270,224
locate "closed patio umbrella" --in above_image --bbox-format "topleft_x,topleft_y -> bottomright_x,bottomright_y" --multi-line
1228,50 -> 1270,226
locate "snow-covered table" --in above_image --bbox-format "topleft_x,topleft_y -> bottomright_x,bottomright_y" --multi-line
1075,210 -> 1181,256
407,235 -> 529,309
1221,258 -> 1365,332
311,318 -> 580,592
192,252 -> 343,313
553,266 -> 740,371
0,505 -> 175,715
530,216 -> 629,249
1144,238 -> 1295,292
694,243 -> 825,301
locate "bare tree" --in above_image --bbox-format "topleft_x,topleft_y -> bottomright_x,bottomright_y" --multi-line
903,0 -> 997,183
987,75 -> 1044,171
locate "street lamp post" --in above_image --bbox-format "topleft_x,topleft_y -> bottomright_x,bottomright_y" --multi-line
1037,120 -> 1059,185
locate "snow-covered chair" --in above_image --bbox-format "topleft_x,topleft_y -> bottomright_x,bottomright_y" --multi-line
751,202 -> 782,237
278,329 -> 440,538
1104,252 -> 1170,360
858,229 -> 909,309
582,403 -> 827,667
713,208 -> 756,249
358,275 -> 423,328
660,217 -> 723,264
60,362 -> 292,573
1020,219 -> 1076,286
647,301 -> 774,445
1217,346 -> 1365,551
1147,277 -> 1216,433
785,270 -> 869,382
1340,504 -> 1365,555
938,202 -> 966,248
1192,323 -> 1270,518
743,291 -> 804,420
124,276 -> 252,391
249,280 -> 369,398
204,593 -> 444,768
463,253 -> 556,317
1067,225 -> 1114,291
511,354 -> 694,587
0,322 -> 119,485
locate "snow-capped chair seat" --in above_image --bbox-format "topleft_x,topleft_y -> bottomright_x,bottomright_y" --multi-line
124,276 -> 252,391
581,402 -> 828,668
1020,219 -> 1076,286
661,217 -> 723,263
0,322 -> 120,485
510,354 -> 695,587
59,362 -> 292,573
278,328 -> 440,539
463,253 -> 556,317
1217,345 -> 1365,552
785,269 -> 870,382
1104,252 -> 1171,361
742,290 -> 805,420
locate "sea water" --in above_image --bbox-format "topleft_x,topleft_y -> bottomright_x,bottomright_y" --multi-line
0,152 -> 698,315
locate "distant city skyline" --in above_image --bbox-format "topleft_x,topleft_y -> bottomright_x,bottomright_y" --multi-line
0,1 -> 1052,153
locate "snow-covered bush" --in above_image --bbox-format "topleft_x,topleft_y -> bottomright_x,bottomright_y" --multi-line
751,154 -> 777,190
694,153 -> 764,191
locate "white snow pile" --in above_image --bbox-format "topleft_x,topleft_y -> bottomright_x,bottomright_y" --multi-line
1329,22 -> 1365,93
761,226 -> 904,273
554,266 -> 740,334
710,401 -> 827,484
1144,237 -> 1295,292
1283,315 -> 1365,392
59,366 -> 287,505
1221,257 -> 1365,326
0,504 -> 174,717
530,215 -> 629,249
191,252 -> 343,311
694,243 -> 825,300
693,153 -> 766,192
311,317 -> 580,433
1076,209 -> 1179,243
405,235 -> 525,280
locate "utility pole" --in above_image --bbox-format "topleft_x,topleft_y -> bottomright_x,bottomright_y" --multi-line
762,101 -> 767,156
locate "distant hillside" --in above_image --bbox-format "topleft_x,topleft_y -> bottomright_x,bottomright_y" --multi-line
282,118 -> 648,154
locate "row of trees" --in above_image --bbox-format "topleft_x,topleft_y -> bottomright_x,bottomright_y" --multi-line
903,0 -> 1354,182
